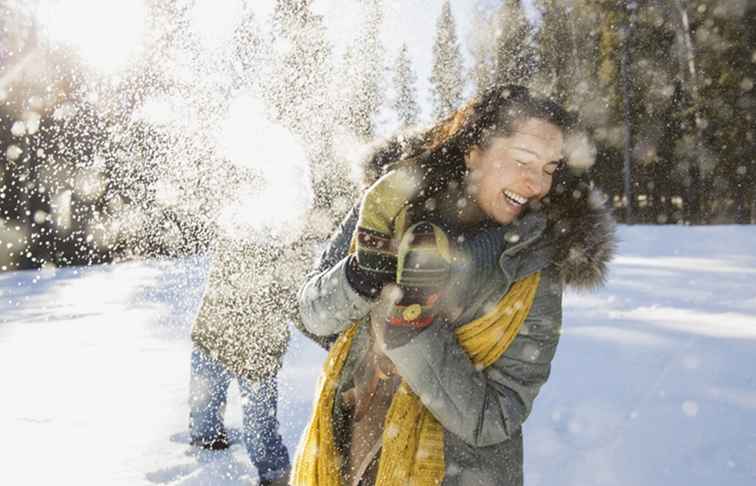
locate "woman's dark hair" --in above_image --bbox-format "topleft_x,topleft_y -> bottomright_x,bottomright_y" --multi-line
366,85 -> 576,188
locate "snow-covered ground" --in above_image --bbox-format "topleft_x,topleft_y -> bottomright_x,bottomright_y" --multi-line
2,225 -> 755,485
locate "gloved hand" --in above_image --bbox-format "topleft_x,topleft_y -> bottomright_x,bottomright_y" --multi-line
345,254 -> 395,299
345,219 -> 454,303
381,221 -> 515,350
387,221 -> 452,329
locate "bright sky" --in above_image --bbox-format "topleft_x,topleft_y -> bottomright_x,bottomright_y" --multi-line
36,0 -> 147,73
34,0 -> 533,122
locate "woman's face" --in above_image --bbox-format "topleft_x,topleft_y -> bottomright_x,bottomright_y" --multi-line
465,117 -> 564,225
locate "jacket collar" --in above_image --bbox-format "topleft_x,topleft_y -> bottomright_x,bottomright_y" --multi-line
500,212 -> 548,257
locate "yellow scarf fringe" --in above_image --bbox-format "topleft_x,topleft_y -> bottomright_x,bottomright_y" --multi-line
292,272 -> 541,486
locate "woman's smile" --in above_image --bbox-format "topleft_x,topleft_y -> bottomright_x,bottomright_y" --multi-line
503,189 -> 528,207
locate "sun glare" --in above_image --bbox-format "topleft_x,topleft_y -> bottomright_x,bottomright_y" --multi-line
220,93 -> 270,169
217,92 -> 313,243
36,0 -> 146,74
190,0 -> 244,51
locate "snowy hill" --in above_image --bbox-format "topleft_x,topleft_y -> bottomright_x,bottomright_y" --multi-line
2,225 -> 755,485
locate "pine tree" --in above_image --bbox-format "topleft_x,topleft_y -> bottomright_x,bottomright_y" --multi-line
494,0 -> 538,86
430,0 -> 464,120
267,0 -> 333,158
654,79 -> 687,224
341,0 -> 384,139
534,0 -> 579,104
468,8 -> 497,96
392,44 -> 419,128
271,0 -> 311,37
232,7 -> 265,89
266,0 -> 343,214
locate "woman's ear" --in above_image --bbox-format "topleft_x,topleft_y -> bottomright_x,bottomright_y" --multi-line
465,145 -> 482,170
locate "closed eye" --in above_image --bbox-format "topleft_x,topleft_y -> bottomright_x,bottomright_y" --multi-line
516,158 -> 563,176
544,158 -> 566,175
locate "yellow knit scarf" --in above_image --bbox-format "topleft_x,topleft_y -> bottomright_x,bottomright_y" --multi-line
292,272 -> 541,486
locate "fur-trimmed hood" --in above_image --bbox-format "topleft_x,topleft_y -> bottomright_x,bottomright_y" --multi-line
541,179 -> 617,290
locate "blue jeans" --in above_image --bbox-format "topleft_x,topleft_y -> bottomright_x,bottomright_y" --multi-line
189,346 -> 290,481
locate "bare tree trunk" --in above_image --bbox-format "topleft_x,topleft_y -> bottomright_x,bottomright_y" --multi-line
672,0 -> 705,223
733,168 -> 752,224
620,1 -> 636,224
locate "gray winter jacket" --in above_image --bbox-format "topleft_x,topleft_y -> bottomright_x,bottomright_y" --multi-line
298,181 -> 616,485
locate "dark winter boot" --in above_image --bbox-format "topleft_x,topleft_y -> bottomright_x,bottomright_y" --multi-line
190,431 -> 230,450
259,468 -> 290,486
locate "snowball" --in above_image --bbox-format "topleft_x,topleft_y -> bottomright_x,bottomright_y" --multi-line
6,145 -> 23,161
681,400 -> 699,417
563,132 -> 596,170
10,121 -> 26,137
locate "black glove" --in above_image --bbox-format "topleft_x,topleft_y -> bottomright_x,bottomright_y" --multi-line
345,254 -> 394,299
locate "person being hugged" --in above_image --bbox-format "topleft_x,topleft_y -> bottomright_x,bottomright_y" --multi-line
293,85 -> 616,486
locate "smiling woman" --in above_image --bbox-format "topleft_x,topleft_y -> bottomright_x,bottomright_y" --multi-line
292,84 -> 617,486
36,0 -> 146,73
